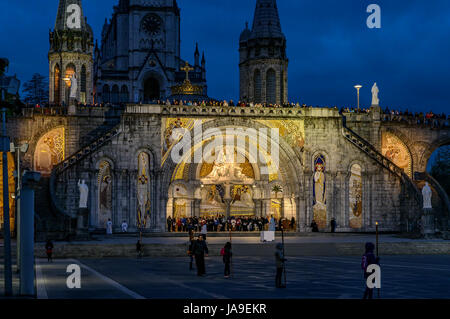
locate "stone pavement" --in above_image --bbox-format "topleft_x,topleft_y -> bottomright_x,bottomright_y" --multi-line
32,234 -> 450,258
35,255 -> 450,299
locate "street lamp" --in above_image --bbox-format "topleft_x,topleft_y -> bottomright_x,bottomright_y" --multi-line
10,141 -> 29,273
354,85 -> 362,109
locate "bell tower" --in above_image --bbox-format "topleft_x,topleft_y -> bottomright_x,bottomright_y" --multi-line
49,0 -> 94,105
239,0 -> 288,105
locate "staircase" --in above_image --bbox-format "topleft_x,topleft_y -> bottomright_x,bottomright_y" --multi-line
49,123 -> 122,218
341,116 -> 423,228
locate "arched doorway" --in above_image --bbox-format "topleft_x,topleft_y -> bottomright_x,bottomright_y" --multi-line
34,127 -> 65,176
143,77 -> 160,102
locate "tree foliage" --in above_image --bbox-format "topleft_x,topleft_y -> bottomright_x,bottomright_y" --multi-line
430,146 -> 450,197
22,73 -> 48,105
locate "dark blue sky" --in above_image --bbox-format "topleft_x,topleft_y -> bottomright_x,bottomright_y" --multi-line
1,0 -> 449,114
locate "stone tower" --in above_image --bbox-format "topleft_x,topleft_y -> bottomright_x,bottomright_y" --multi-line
239,0 -> 288,105
49,0 -> 94,105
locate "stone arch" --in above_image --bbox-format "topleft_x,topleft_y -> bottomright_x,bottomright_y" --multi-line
419,136 -> 450,172
381,130 -> 413,177
33,126 -> 65,176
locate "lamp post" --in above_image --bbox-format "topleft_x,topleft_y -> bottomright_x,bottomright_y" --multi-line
375,221 -> 379,257
10,142 -> 29,273
354,85 -> 362,109
1,108 -> 12,296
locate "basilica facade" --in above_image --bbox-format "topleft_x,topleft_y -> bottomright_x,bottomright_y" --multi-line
6,0 -> 447,238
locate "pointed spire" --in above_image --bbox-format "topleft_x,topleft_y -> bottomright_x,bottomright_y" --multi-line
251,0 -> 284,39
195,43 -> 200,67
55,0 -> 87,31
201,51 -> 205,65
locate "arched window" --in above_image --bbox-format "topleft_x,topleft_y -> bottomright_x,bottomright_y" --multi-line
102,85 -> 110,103
64,64 -> 76,102
349,164 -> 363,229
80,65 -> 87,103
120,85 -> 129,103
253,69 -> 261,103
98,161 -> 112,228
266,69 -> 276,104
137,152 -> 151,229
111,85 -> 119,104
54,64 -> 61,105
313,155 -> 327,229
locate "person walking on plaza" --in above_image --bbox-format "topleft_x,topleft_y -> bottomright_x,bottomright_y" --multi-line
362,242 -> 380,299
222,242 -> 232,278
121,220 -> 128,233
201,221 -> 208,240
310,219 -> 319,232
192,234 -> 209,276
330,218 -> 337,233
45,239 -> 54,262
106,218 -> 113,235
167,216 -> 172,232
188,233 -> 195,270
275,243 -> 287,288
136,240 -> 143,258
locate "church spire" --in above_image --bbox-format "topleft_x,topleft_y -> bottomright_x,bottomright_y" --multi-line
251,0 -> 284,39
54,0 -> 88,31
194,42 -> 200,67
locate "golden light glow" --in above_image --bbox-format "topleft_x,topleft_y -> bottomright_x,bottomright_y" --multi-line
0,152 -> 15,232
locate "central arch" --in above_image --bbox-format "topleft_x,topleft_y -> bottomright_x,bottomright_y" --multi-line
163,119 -> 303,229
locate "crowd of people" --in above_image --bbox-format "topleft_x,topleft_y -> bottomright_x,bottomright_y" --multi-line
167,215 -> 297,233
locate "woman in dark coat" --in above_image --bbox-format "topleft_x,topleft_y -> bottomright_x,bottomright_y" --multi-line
45,240 -> 54,262
223,242 -> 232,278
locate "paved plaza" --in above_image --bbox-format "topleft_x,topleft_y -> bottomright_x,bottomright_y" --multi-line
34,255 -> 450,299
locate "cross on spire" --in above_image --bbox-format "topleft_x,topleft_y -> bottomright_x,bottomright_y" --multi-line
180,61 -> 194,81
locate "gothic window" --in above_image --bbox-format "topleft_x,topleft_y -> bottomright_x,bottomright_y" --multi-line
81,65 -> 86,93
313,155 -> 327,229
268,45 -> 275,57
54,64 -> 61,105
102,84 -> 110,103
253,69 -> 262,103
137,152 -> 151,229
280,70 -> 284,104
141,14 -> 163,37
111,85 -> 119,104
98,161 -> 112,228
349,164 -> 363,229
266,69 -> 276,104
120,85 -> 129,103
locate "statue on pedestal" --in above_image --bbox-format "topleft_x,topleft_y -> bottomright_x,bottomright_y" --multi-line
371,82 -> 379,106
69,73 -> 78,100
422,182 -> 432,210
78,179 -> 89,208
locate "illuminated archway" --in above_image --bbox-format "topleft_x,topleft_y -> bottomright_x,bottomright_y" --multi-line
381,132 -> 413,178
34,127 -> 65,176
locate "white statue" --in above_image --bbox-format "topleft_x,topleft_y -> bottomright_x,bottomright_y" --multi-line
69,73 -> 78,99
371,82 -> 379,106
77,179 -> 89,209
422,182 -> 432,209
